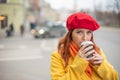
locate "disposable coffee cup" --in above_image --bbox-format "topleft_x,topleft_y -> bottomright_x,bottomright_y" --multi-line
80,41 -> 94,58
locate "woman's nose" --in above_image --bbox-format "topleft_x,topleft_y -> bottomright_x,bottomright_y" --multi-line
82,34 -> 87,40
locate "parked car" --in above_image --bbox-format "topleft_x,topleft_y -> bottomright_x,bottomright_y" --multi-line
49,23 -> 67,37
32,23 -> 67,38
31,26 -> 49,38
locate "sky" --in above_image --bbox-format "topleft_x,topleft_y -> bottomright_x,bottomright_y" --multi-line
44,0 -> 108,11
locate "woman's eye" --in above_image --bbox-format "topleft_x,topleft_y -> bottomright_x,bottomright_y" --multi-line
87,31 -> 92,34
76,31 -> 82,34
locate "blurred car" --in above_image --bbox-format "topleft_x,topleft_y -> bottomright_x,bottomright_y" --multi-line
31,26 -> 50,38
32,23 -> 67,38
49,23 -> 67,37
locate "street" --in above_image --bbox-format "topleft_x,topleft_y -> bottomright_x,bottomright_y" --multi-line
0,33 -> 59,80
0,27 -> 120,80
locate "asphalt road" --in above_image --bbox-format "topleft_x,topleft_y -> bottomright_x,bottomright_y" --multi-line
0,27 -> 120,80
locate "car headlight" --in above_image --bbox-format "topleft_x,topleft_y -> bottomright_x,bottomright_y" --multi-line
39,29 -> 45,34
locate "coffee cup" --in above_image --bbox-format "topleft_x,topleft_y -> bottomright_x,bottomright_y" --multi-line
80,41 -> 94,58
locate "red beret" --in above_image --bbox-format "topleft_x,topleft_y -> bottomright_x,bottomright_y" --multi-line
66,12 -> 100,31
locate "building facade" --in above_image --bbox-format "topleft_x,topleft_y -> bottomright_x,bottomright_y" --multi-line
0,0 -> 28,37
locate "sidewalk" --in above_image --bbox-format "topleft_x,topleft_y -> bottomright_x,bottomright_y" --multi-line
0,30 -> 32,40
0,29 -> 6,39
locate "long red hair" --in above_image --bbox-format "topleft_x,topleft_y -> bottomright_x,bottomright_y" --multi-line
58,30 -> 100,67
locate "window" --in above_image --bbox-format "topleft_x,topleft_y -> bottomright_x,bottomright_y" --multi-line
0,15 -> 8,29
0,0 -> 6,3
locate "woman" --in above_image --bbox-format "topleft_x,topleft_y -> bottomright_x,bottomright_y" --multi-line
50,12 -> 118,80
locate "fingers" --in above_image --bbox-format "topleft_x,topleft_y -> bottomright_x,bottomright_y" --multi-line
79,44 -> 94,59
80,44 -> 89,51
85,55 -> 95,61
80,44 -> 93,54
84,49 -> 95,58
91,53 -> 103,65
92,60 -> 102,65
79,46 -> 103,65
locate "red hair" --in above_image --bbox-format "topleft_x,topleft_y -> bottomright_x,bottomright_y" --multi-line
58,30 -> 100,67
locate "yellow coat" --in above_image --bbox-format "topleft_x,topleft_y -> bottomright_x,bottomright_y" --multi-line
50,49 -> 118,80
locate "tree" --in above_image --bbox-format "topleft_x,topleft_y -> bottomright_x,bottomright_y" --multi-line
114,0 -> 120,27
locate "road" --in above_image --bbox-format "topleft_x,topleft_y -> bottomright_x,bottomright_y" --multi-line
94,27 -> 120,75
0,27 -> 120,80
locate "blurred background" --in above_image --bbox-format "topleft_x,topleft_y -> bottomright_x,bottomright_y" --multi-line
0,0 -> 120,80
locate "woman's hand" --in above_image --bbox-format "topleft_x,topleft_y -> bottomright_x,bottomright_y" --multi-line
90,52 -> 103,66
78,44 -> 103,66
78,44 -> 95,60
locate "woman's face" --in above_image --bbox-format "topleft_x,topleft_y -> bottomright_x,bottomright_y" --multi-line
71,28 -> 93,47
